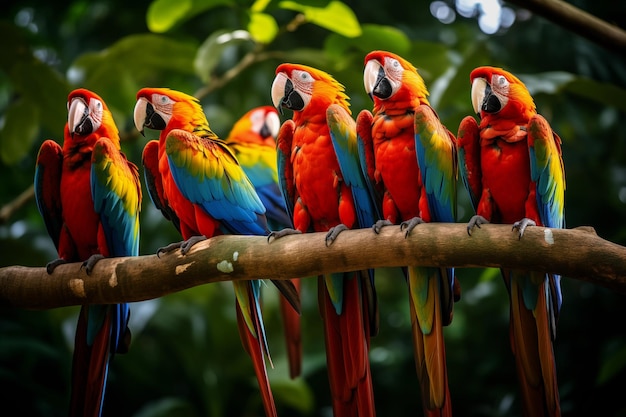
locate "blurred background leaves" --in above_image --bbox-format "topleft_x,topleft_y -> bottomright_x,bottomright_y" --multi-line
1,0 -> 625,416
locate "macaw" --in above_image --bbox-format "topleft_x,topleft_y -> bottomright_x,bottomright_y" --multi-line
457,66 -> 564,417
133,88 -> 299,417
359,50 -> 457,417
225,106 -> 302,379
270,63 -> 378,417
34,88 -> 141,417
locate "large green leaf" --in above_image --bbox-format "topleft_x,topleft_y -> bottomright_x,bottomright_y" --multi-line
0,95 -> 40,164
279,0 -> 361,38
564,77 -> 626,114
247,12 -> 279,44
520,72 -> 626,114
147,0 -> 234,33
69,34 -> 197,115
194,30 -> 253,83
0,22 -> 69,164
324,24 -> 411,69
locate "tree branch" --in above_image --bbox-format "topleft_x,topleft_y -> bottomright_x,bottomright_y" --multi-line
507,0 -> 626,53
0,184 -> 35,225
1,223 -> 625,310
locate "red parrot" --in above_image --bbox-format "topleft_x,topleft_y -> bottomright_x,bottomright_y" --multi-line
34,88 -> 142,417
457,66 -> 565,417
224,106 -> 302,379
358,50 -> 458,417
133,88 -> 299,417
270,63 -> 378,417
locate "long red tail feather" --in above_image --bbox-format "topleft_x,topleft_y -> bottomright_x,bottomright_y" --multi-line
279,278 -> 302,379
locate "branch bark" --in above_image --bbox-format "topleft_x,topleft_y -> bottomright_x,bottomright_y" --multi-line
1,223 -> 625,310
507,0 -> 626,53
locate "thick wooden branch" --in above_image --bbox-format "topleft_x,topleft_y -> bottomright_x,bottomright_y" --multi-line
1,223 -> 625,310
507,0 -> 626,53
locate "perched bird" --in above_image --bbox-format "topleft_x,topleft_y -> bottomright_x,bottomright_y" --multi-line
358,50 -> 457,417
458,66 -> 564,417
134,88 -> 300,417
270,63 -> 378,417
34,88 -> 141,417
225,105 -> 302,379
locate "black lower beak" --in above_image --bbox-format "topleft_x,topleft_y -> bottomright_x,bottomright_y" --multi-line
280,79 -> 305,112
144,102 -> 167,130
372,66 -> 392,99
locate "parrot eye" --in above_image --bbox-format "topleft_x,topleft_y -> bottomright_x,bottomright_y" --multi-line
299,71 -> 312,81
153,94 -> 174,106
391,59 -> 400,68
90,99 -> 102,111
494,75 -> 509,89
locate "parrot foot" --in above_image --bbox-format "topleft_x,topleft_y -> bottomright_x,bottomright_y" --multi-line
512,218 -> 536,239
400,217 -> 424,238
157,235 -> 207,257
267,227 -> 302,243
467,215 -> 490,236
45,258 -> 67,275
372,219 -> 393,234
81,254 -> 105,275
325,224 -> 348,247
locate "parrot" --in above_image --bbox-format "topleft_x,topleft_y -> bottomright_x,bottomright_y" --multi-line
34,88 -> 142,417
270,63 -> 378,417
224,105 -> 302,379
358,50 -> 457,417
457,66 -> 564,417
133,88 -> 299,417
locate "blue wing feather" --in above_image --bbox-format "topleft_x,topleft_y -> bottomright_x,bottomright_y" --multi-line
413,105 -> 457,321
90,137 -> 140,362
327,104 -> 379,229
414,105 -> 457,224
165,129 -> 268,236
527,114 -> 566,317
91,138 -> 141,258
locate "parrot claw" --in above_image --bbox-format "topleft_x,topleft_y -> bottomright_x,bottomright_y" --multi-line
179,236 -> 207,255
81,254 -> 105,275
372,219 -> 393,234
157,235 -> 207,257
45,258 -> 68,275
467,215 -> 490,236
267,227 -> 301,243
512,218 -> 536,239
157,241 -> 183,257
325,224 -> 348,246
400,217 -> 424,238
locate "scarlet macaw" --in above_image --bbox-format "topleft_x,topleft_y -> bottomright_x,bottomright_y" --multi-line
458,66 -> 564,417
225,105 -> 302,379
270,63 -> 378,417
133,88 -> 299,417
358,50 -> 457,417
34,88 -> 141,417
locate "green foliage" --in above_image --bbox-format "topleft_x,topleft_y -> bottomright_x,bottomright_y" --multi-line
278,0 -> 361,37
1,0 -> 626,416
